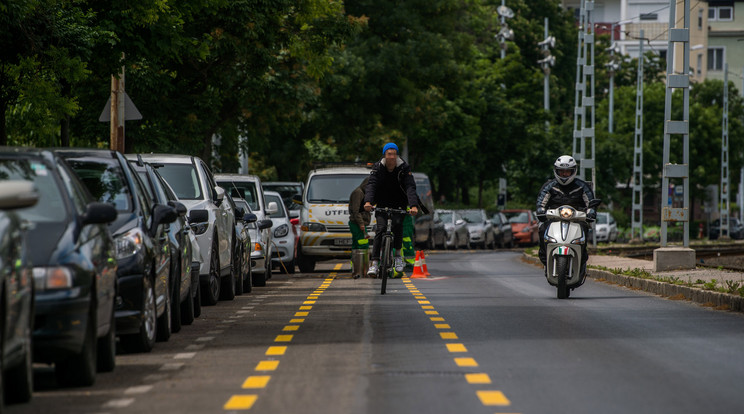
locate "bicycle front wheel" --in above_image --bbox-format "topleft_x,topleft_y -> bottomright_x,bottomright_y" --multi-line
380,236 -> 392,294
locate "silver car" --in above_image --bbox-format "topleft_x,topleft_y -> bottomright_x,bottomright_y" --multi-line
436,209 -> 469,249
265,191 -> 296,273
459,209 -> 496,249
595,212 -> 618,242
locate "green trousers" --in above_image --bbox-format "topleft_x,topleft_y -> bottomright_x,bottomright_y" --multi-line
349,221 -> 369,250
402,215 -> 415,270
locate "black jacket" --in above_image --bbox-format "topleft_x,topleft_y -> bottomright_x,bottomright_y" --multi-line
364,157 -> 418,209
536,178 -> 594,213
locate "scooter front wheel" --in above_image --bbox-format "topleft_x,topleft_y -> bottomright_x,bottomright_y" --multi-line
555,256 -> 570,299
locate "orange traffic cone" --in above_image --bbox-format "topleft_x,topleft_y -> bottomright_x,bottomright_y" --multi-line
410,251 -> 426,278
420,251 -> 431,276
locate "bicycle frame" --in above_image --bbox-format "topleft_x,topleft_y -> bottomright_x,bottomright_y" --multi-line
373,207 -> 409,294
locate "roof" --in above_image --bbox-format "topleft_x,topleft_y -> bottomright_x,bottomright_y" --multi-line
307,166 -> 371,176
214,173 -> 260,182
134,153 -> 196,164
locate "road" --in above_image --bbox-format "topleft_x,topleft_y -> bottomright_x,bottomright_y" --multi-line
8,251 -> 744,414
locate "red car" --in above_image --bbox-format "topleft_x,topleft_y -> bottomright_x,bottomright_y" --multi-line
502,209 -> 540,246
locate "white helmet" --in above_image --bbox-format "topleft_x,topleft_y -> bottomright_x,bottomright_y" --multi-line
554,155 -> 577,185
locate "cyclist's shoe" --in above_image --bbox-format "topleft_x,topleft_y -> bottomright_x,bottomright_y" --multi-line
394,257 -> 404,273
367,261 -> 379,277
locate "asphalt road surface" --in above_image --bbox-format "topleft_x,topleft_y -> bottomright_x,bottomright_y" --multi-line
8,251 -> 744,414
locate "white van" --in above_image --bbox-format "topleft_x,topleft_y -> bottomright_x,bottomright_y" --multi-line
294,166 -> 372,272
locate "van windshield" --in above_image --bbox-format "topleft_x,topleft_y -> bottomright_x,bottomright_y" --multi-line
307,174 -> 368,203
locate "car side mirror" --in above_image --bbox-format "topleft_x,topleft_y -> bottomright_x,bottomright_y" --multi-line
0,180 -> 38,209
455,219 -> 464,225
289,210 -> 300,219
168,200 -> 188,216
244,213 -> 258,223
266,201 -> 279,215
81,202 -> 117,225
188,209 -> 209,224
258,219 -> 273,230
214,186 -> 225,205
151,204 -> 178,236
292,194 -> 302,205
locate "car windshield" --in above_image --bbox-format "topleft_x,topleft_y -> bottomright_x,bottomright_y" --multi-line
263,183 -> 302,210
461,211 -> 483,223
0,158 -> 67,223
597,214 -> 609,224
66,158 -> 133,212
265,194 -> 286,219
491,214 -> 502,224
157,163 -> 202,200
306,174 -> 368,203
233,198 -> 257,229
505,211 -> 529,223
439,212 -> 453,223
217,180 -> 260,211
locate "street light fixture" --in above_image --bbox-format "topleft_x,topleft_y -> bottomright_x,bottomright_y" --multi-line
496,1 -> 514,59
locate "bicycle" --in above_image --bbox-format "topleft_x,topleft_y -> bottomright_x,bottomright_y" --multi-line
371,207 -> 410,294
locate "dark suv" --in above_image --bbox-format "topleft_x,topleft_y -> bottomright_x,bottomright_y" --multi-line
58,149 -> 178,353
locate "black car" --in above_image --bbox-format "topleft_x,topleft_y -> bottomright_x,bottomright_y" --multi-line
709,217 -> 744,240
128,156 -> 198,332
224,193 -> 257,294
0,149 -> 119,387
490,211 -> 515,248
57,149 -> 178,353
0,180 -> 37,407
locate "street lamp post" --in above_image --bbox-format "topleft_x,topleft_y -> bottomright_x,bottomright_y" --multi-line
496,1 -> 514,59
538,17 -> 556,129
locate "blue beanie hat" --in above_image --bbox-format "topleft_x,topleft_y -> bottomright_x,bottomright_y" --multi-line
382,142 -> 399,155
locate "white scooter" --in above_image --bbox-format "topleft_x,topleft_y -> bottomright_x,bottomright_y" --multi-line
540,200 -> 600,299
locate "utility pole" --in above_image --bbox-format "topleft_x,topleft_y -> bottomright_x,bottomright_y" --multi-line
605,23 -> 620,134
538,17 -> 556,129
572,0 -> 596,189
655,0 -> 694,271
720,63 -> 730,238
110,67 -> 125,153
631,30 -> 645,242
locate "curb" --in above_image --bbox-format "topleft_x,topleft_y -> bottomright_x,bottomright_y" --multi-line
521,254 -> 744,312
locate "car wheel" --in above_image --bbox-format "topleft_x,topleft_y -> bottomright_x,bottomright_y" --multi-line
96,303 -> 116,373
252,268 -> 266,287
286,258 -> 296,274
220,241 -> 236,301
297,249 -> 316,273
121,275 -> 157,353
56,305 -> 96,387
5,304 -> 33,400
192,278 -> 202,318
181,273 -> 196,325
201,237 -> 221,306
170,260 -> 182,333
156,274 -> 172,342
243,264 -> 253,293
234,248 -> 244,296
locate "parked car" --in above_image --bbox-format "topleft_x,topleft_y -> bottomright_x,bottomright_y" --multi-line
430,211 -> 448,249
58,149 -> 178,353
214,174 -> 274,286
127,156 -> 197,331
293,166 -> 371,272
437,209 -> 469,249
502,209 -> 540,246
224,193 -> 256,294
459,209 -> 496,249
0,180 -> 37,406
413,172 -> 436,248
595,212 -> 619,242
263,181 -> 303,219
233,198 -> 273,286
0,149 -> 118,388
136,155 -> 236,306
709,217 -> 744,240
265,191 -> 296,273
490,211 -> 514,248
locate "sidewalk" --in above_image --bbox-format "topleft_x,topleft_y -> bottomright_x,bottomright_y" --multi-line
523,253 -> 744,312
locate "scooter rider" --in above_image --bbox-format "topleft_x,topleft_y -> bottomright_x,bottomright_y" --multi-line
536,155 -> 596,276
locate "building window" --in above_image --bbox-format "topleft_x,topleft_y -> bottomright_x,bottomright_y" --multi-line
698,9 -> 703,29
707,47 -> 724,71
640,13 -> 658,21
697,54 -> 703,75
709,6 -> 734,21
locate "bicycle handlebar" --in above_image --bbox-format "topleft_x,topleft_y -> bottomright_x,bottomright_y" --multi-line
370,207 -> 410,215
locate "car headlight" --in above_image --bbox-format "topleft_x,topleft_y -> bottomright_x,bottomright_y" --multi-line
33,267 -> 73,290
302,222 -> 326,232
274,224 -> 289,238
115,228 -> 145,259
191,221 -> 209,235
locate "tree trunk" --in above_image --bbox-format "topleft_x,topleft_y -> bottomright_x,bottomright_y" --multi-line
60,116 -> 70,147
0,100 -> 7,146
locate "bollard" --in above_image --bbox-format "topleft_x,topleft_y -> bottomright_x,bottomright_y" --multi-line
352,249 -> 369,278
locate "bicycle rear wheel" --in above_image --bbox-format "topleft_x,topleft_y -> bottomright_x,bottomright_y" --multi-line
380,236 -> 392,294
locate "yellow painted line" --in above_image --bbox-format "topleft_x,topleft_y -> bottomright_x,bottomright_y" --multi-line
275,335 -> 293,342
434,324 -> 451,329
440,332 -> 458,339
303,301 -> 316,305
255,360 -> 279,371
307,296 -> 319,299
465,373 -> 491,384
422,306 -> 435,310
476,390 -> 510,406
299,306 -> 312,310
283,325 -> 299,331
295,312 -> 309,317
430,317 -> 445,322
414,296 -> 426,299
418,300 -> 431,304
333,264 -> 343,270
265,346 -> 286,356
454,357 -> 478,367
289,319 -> 305,323
242,376 -> 271,388
446,343 -> 467,352
425,310 -> 439,315
224,395 -> 257,410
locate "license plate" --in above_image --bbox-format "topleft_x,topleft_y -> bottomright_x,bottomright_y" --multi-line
334,238 -> 352,246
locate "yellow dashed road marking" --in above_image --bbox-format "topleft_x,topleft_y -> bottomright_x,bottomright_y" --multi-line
434,324 -> 451,329
465,373 -> 492,384
265,346 -> 286,356
295,312 -> 309,317
255,360 -> 279,371
454,357 -> 478,367
275,335 -> 293,342
446,343 -> 467,352
224,395 -> 257,410
476,390 -> 510,406
440,332 -> 458,339
242,376 -> 271,388
283,325 -> 299,331
289,319 -> 304,323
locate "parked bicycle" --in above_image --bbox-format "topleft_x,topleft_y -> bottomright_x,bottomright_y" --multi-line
371,207 -> 409,294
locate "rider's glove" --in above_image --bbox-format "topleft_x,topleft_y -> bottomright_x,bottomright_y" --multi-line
536,207 -> 547,222
586,209 -> 596,221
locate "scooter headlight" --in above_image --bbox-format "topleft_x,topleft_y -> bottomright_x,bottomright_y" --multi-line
571,234 -> 586,244
544,235 -> 557,243
559,207 -> 576,219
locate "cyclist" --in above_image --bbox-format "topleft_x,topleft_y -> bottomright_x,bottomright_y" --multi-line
364,142 -> 419,277
536,155 -> 595,277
